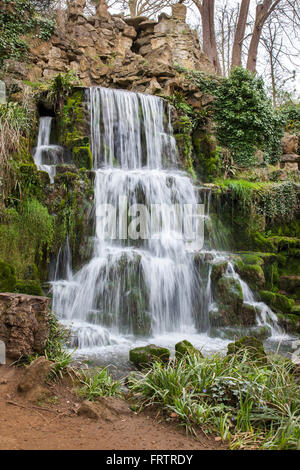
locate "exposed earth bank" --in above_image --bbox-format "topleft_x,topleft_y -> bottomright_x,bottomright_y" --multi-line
0,363 -> 226,450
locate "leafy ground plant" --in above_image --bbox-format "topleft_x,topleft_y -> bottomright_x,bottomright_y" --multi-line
128,350 -> 300,450
78,368 -> 121,401
45,311 -> 74,380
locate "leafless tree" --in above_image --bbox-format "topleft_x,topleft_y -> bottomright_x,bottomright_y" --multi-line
260,9 -> 299,105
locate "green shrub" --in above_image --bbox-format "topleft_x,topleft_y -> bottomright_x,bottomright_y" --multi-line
213,68 -> 284,167
0,198 -> 54,278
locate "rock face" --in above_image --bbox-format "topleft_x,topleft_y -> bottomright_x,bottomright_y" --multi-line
280,133 -> 300,171
282,133 -> 299,154
0,293 -> 50,359
3,0 -> 214,94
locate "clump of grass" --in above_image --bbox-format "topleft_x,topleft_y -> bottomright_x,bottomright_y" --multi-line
78,368 -> 121,401
45,311 -> 74,381
0,87 -> 36,204
128,351 -> 300,450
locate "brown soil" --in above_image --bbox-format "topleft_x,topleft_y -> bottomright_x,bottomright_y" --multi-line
0,362 -> 227,450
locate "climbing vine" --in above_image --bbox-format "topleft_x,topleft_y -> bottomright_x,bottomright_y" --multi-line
0,0 -> 55,65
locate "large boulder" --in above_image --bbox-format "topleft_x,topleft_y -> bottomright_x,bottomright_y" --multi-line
0,293 -> 50,359
129,344 -> 170,368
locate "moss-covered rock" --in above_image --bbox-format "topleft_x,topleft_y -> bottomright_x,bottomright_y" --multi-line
241,302 -> 257,326
210,325 -> 271,341
0,261 -> 17,292
239,253 -> 264,266
192,127 -> 219,181
58,88 -> 91,170
175,340 -> 203,360
235,261 -> 265,291
227,335 -> 267,362
129,344 -> 170,368
73,146 -> 93,170
216,276 -> 243,311
259,290 -> 294,313
14,280 -> 43,296
211,261 -> 228,283
54,172 -> 80,188
277,313 -> 300,334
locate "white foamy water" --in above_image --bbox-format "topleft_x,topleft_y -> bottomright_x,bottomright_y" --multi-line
51,87 -> 288,362
33,117 -> 64,183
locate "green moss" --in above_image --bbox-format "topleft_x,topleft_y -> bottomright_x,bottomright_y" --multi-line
58,88 -> 90,169
14,280 -> 43,296
129,344 -> 170,368
252,232 -> 275,252
235,262 -> 265,291
193,128 -> 220,181
227,336 -> 267,363
23,263 -> 39,281
73,146 -> 93,170
54,172 -> 80,188
259,290 -> 294,313
211,261 -> 228,283
0,261 -> 16,292
216,276 -> 243,310
175,340 -> 203,360
240,254 -> 264,266
277,313 -> 300,334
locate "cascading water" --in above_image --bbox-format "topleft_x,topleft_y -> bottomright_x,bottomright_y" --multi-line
51,87 -> 284,361
33,117 -> 64,183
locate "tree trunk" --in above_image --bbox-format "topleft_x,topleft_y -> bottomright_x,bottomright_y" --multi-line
129,0 -> 137,17
246,0 -> 282,73
231,0 -> 250,69
201,0 -> 221,74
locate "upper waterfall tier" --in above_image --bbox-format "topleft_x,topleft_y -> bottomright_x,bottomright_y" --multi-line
90,87 -> 177,170
33,117 -> 65,183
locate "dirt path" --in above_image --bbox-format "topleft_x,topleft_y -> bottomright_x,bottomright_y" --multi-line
0,364 -> 226,450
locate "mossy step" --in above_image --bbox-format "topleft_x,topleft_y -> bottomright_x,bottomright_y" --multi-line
291,305 -> 300,316
259,290 -> 295,313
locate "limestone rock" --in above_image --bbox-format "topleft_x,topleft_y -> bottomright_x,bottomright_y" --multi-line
18,356 -> 53,401
15,1 -> 215,92
280,154 -> 300,171
282,133 -> 299,154
0,293 -> 50,359
78,397 -> 131,421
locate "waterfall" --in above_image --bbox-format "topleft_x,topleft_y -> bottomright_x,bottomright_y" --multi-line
33,117 -> 64,183
51,86 -> 283,357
